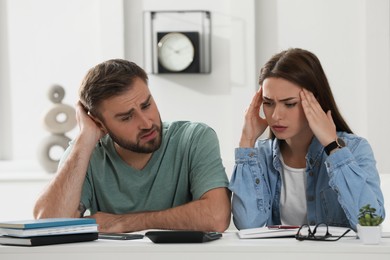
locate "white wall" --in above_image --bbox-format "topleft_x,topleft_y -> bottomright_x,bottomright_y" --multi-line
3,0 -> 124,168
0,0 -> 389,221
365,0 -> 390,174
0,0 -> 12,160
1,0 -> 389,173
133,0 -> 257,168
255,0 -> 390,174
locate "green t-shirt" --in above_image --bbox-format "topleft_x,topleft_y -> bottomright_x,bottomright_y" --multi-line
79,121 -> 228,214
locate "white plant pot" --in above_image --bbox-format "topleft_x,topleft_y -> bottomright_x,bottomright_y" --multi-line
357,224 -> 382,244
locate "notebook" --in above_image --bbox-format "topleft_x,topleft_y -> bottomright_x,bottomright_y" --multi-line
0,232 -> 98,247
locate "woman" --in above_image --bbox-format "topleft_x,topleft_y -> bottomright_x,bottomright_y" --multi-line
229,48 -> 385,231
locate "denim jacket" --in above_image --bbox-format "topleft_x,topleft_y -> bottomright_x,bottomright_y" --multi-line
229,132 -> 385,231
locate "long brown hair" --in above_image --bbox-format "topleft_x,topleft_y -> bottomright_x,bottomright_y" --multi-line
259,48 -> 353,138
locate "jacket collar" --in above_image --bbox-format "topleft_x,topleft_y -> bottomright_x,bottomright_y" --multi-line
271,137 -> 324,170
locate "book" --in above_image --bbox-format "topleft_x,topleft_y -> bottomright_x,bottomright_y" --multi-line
0,218 -> 96,229
0,224 -> 98,237
0,232 -> 98,247
238,225 -> 356,239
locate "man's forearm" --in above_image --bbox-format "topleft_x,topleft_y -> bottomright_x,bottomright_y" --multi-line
94,188 -> 231,233
33,137 -> 94,219
144,191 -> 230,232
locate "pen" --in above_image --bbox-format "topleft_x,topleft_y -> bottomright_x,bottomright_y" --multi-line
267,225 -> 300,229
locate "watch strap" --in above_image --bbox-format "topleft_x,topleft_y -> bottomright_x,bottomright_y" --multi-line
324,141 -> 339,155
325,138 -> 346,155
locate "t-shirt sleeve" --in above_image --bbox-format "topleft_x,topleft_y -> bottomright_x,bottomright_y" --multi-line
188,124 -> 229,200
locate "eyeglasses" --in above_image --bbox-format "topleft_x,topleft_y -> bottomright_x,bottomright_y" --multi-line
295,223 -> 352,242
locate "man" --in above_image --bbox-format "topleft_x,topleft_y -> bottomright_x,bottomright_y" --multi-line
33,59 -> 231,233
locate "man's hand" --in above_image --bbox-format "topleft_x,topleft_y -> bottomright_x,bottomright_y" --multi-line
89,212 -> 131,233
75,101 -> 106,145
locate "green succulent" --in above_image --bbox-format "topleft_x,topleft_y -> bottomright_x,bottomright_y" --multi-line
358,204 -> 384,226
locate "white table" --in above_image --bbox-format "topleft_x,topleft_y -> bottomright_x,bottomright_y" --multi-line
0,231 -> 389,260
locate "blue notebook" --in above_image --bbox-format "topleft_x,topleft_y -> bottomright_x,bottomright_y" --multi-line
0,218 -> 96,229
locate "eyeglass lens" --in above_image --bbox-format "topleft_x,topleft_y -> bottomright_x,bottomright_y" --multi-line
313,223 -> 330,238
298,225 -> 311,237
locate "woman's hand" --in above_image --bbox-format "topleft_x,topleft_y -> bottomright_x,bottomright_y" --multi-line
240,88 -> 269,148
300,89 -> 337,146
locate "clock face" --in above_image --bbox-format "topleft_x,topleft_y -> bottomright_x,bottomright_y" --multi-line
157,32 -> 195,72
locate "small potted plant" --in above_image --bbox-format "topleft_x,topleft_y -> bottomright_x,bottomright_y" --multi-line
357,204 -> 384,244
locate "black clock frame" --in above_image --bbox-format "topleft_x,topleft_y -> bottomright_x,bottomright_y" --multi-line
157,31 -> 200,73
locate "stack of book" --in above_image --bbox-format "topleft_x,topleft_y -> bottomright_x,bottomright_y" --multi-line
0,218 -> 98,246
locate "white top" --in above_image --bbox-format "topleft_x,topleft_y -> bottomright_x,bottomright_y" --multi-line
279,155 -> 307,226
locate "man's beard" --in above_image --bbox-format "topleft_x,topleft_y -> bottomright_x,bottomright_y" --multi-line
107,121 -> 163,153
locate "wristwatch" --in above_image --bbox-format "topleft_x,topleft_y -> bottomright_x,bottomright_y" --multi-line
324,137 -> 345,155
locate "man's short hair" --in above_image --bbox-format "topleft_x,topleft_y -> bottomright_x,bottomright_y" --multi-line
79,59 -> 148,118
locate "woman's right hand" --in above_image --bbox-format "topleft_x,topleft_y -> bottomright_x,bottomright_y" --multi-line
239,87 -> 269,148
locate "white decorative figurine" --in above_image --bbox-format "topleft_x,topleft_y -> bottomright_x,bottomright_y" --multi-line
38,85 -> 76,173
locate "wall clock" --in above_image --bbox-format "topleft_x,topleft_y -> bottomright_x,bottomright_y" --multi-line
143,11 -> 211,74
157,32 -> 200,73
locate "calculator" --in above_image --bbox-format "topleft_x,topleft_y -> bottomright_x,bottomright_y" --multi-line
145,230 -> 222,243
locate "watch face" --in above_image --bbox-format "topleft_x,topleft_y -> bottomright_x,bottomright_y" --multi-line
336,137 -> 346,147
157,32 -> 195,72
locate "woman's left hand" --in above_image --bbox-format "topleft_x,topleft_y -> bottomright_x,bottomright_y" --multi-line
300,88 -> 337,146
